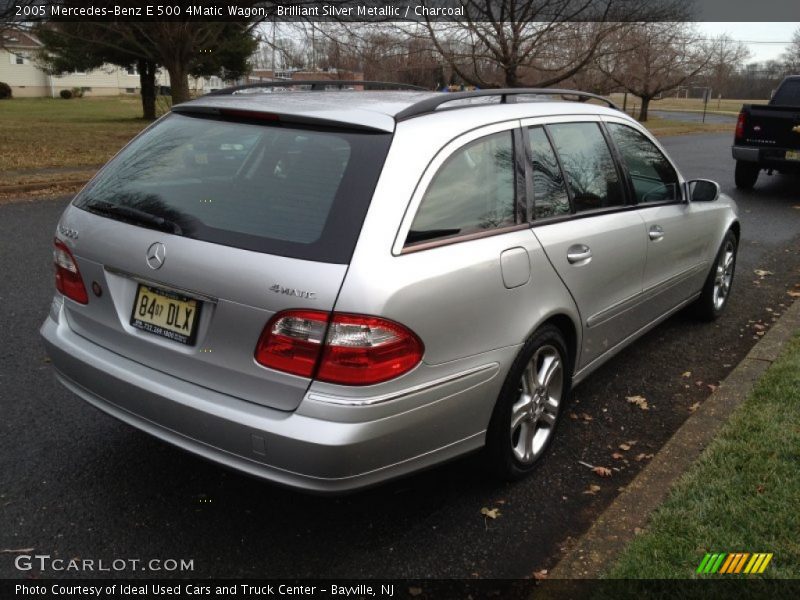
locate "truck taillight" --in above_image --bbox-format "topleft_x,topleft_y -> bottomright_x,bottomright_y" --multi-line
53,239 -> 88,304
255,310 -> 424,385
735,111 -> 746,139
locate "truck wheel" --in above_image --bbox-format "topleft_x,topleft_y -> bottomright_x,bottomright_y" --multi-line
734,161 -> 759,190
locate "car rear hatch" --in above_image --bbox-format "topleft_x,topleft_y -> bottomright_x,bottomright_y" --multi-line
57,109 -> 392,411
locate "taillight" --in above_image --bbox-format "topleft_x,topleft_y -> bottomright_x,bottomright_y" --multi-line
255,310 -> 424,386
53,238 -> 88,304
255,310 -> 329,378
735,111 -> 746,139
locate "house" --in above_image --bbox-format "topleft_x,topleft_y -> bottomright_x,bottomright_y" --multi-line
1,31 -> 364,98
0,31 -> 50,97
0,31 -> 213,98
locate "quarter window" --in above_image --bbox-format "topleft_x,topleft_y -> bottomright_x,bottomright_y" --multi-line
406,131 -> 515,245
527,127 -> 570,219
547,122 -> 625,212
607,123 -> 680,204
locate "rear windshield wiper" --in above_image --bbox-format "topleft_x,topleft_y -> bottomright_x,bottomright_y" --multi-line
83,201 -> 183,235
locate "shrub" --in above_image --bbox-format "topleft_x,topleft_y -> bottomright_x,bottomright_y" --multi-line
60,89 -> 73,99
0,82 -> 11,99
71,86 -> 84,98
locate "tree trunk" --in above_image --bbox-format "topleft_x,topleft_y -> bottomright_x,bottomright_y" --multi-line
138,58 -> 156,120
166,63 -> 191,106
638,96 -> 651,122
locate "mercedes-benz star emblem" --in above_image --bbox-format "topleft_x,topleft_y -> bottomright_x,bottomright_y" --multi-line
146,242 -> 166,270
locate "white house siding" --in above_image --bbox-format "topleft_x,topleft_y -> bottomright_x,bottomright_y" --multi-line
1,48 -> 222,97
51,66 -> 143,97
0,48 -> 48,97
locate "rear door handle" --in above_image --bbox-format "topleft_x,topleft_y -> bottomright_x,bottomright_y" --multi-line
649,225 -> 664,241
567,244 -> 592,264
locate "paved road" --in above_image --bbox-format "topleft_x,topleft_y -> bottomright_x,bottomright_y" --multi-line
1,133 -> 799,579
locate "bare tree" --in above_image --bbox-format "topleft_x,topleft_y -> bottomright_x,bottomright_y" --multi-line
782,27 -> 800,71
596,23 -> 711,121
703,34 -> 751,97
412,0 -> 689,89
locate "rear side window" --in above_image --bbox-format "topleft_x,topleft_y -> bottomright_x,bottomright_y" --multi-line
73,113 -> 391,263
607,123 -> 680,204
527,127 -> 570,219
547,122 -> 625,212
406,131 -> 515,245
771,79 -> 800,106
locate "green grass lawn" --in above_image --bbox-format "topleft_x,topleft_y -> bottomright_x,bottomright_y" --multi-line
644,116 -> 733,137
609,94 -> 768,116
0,96 -> 155,173
606,335 -> 800,579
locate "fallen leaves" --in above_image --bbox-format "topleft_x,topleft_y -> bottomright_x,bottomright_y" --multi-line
480,507 -> 500,519
612,452 -> 625,460
681,371 -> 692,378
635,453 -> 654,461
593,466 -> 612,477
533,569 -> 549,580
754,269 -> 773,278
583,484 -> 601,495
626,395 -> 649,410
578,460 -> 613,477
689,402 -> 701,413
788,290 -> 800,298
619,443 -> 632,451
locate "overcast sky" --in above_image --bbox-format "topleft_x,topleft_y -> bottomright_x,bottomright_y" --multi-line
699,22 -> 799,62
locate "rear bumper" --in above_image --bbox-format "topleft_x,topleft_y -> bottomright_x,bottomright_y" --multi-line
732,145 -> 800,170
731,145 -> 760,162
40,302 -> 499,493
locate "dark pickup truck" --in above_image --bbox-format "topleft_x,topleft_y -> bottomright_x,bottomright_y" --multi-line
732,75 -> 800,189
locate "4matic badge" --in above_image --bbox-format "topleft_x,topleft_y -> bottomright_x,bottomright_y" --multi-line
269,284 -> 316,300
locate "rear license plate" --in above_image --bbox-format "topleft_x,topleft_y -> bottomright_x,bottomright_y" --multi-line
786,150 -> 800,161
130,284 -> 201,345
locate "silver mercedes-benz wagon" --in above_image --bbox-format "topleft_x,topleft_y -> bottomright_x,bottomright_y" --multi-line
41,83 -> 739,492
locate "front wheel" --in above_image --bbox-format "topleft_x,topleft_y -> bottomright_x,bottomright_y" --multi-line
734,161 -> 759,190
694,231 -> 737,321
486,325 -> 570,480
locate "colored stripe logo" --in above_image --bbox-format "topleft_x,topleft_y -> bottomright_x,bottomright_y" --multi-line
696,553 -> 773,574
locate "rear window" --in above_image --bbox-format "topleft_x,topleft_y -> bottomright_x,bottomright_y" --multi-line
771,79 -> 800,106
73,112 -> 391,263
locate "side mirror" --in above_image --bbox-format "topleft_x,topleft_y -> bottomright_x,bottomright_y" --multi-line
688,179 -> 720,202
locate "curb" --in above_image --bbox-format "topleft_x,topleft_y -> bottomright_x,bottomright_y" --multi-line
549,297 -> 800,579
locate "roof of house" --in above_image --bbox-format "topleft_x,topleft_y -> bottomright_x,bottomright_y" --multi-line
1,30 -> 42,49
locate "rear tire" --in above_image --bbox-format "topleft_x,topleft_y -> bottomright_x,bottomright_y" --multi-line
694,230 -> 737,321
486,325 -> 570,481
734,161 -> 759,190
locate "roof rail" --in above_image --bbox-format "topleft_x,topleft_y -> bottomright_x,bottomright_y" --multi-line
395,88 -> 620,121
208,80 -> 427,96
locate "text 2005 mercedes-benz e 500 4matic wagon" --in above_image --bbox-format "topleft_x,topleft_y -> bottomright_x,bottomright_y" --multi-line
41,83 -> 739,493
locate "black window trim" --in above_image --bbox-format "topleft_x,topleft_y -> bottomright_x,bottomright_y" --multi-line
525,120 -> 632,224
521,124 -> 576,221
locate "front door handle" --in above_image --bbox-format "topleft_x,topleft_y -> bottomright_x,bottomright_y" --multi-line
649,225 -> 665,241
567,244 -> 592,264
